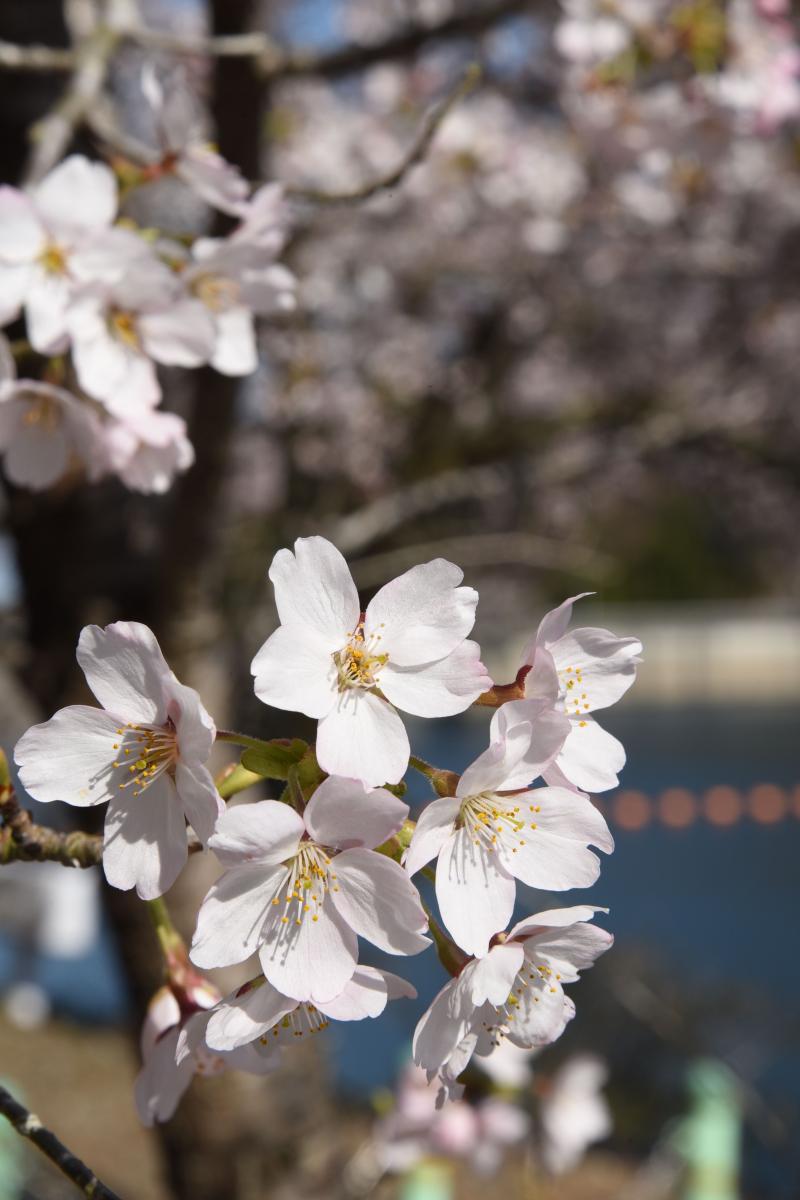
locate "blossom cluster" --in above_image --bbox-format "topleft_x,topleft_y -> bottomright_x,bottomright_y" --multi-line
0,73 -> 295,494
11,536 -> 641,1123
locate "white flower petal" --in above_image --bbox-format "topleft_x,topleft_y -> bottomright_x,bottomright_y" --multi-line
76,621 -> 170,724
316,690 -> 410,788
14,705 -> 120,806
103,778 -> 188,899
0,263 -> 31,324
259,890 -> 358,1004
509,905 -> 608,941
0,188 -> 45,262
488,698 -> 570,788
554,716 -> 625,793
317,965 -> 391,1021
436,830 -> 516,958
3,418 -> 69,489
364,559 -> 477,667
331,847 -> 430,956
457,719 -> 534,797
25,271 -> 70,355
208,800 -> 303,868
251,624 -> 338,719
210,306 -> 257,376
550,626 -> 642,712
134,1026 -> 194,1126
268,536 -> 359,645
33,156 -> 117,234
536,593 -> 594,647
139,299 -> 215,367
167,678 -> 215,763
468,942 -> 525,1006
404,795 -> 460,878
177,148 -> 250,216
176,760 -> 224,846
412,971 -> 476,1073
206,979 -> 296,1051
304,776 -> 408,850
379,640 -> 490,717
191,863 -> 288,969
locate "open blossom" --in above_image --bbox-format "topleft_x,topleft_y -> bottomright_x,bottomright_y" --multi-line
67,256 -> 215,416
0,335 -> 105,489
251,536 -> 491,787
191,776 -> 430,1002
0,156 -> 122,354
540,1054 -> 612,1174
202,964 -> 416,1054
406,713 -> 612,958
135,981 -> 278,1126
142,68 -> 250,216
413,907 -> 612,1097
511,593 -> 642,793
103,409 -> 194,494
14,622 -> 223,899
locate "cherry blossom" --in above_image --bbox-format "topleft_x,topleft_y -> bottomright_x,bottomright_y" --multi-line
103,409 -> 195,494
142,67 -> 250,216
406,712 -> 611,958
135,981 -> 278,1126
0,156 -> 120,354
67,256 -> 215,416
413,907 -> 612,1096
510,593 -> 642,793
0,335 -> 105,489
14,622 -> 223,899
191,776 -> 430,1002
202,964 -> 416,1054
540,1054 -> 612,1173
251,536 -> 491,787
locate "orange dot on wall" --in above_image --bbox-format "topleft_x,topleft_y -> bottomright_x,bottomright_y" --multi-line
703,786 -> 743,827
748,784 -> 787,824
613,791 -> 651,831
659,788 -> 696,829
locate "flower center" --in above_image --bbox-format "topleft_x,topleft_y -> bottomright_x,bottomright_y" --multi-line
479,958 -> 562,1047
333,622 -> 388,692
112,720 -> 179,796
260,1003 -> 330,1043
22,394 -> 60,432
109,309 -> 141,350
191,272 -> 240,312
271,841 -> 338,929
38,241 -> 67,276
458,792 -> 540,855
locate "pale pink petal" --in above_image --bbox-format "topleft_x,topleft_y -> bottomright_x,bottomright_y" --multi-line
554,717 -> 625,793
509,905 -> 608,942
535,593 -> 595,647
304,776 -> 408,850
259,891 -> 358,1004
103,777 -> 188,899
208,801 -> 303,868
134,1026 -> 194,1126
72,326 -> 161,413
76,621 -> 170,724
191,863 -> 288,969
521,645 -> 561,701
379,640 -> 490,717
506,976 -> 572,1048
0,263 -> 31,324
317,965 -> 392,1021
316,690 -> 410,788
210,306 -> 257,376
364,559 -> 477,667
412,974 -> 474,1073
14,705 -> 120,806
521,923 -> 613,981
268,536 -> 359,646
166,678 -> 215,763
436,830 -> 516,958
24,271 -> 70,354
3,418 -> 69,489
404,796 -> 460,878
251,624 -> 338,719
33,156 -> 117,234
527,786 -> 614,855
468,942 -> 525,1006
205,979 -> 297,1051
550,626 -> 642,712
177,148 -> 250,216
330,847 -> 430,955
0,189 -> 45,262
489,698 -> 570,787
139,299 -> 214,367
456,719 -> 534,797
381,969 -> 418,1001
176,761 -> 223,845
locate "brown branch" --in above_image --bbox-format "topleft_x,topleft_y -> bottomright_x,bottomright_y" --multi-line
287,63 -> 481,205
0,780 -> 103,868
0,1083 -> 123,1200
0,39 -> 75,70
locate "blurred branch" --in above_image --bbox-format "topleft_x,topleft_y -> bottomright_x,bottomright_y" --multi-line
0,1083 -> 122,1200
0,40 -> 75,69
351,531 -> 612,587
0,778 -> 103,868
288,63 -> 481,205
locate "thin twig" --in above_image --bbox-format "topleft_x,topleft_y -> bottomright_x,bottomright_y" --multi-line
0,1084 -> 123,1200
0,780 -> 102,868
0,40 -> 75,70
287,63 -> 481,205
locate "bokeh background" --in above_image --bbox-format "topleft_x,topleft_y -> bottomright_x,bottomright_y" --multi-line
0,0 -> 798,1197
